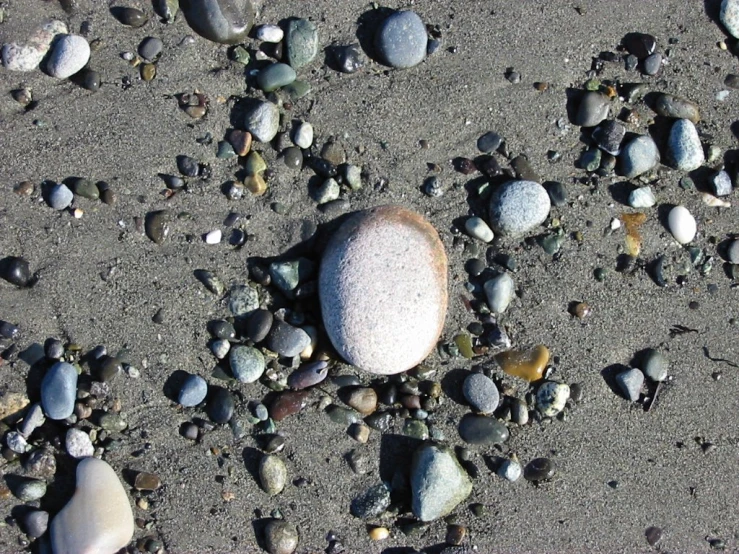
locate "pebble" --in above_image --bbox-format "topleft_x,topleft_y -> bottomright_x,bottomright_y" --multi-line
340,387 -> 378,415
257,63 -> 297,93
70,178 -> 99,200
41,362 -> 77,420
712,170 -> 733,197
204,229 -> 222,244
282,147 -> 303,169
12,478 -> 46,501
592,120 -> 625,155
23,510 -> 49,539
50,458 -> 133,554
615,368 -> 644,401
210,319 -> 235,340
351,483 -> 391,519
48,183 -> 74,210
24,448 -> 56,479
246,309 -> 273,342
344,164 -> 362,190
320,206 -> 447,375
722,0 -> 739,38
266,321 -> 310,357
137,37 -> 163,62
228,129 -> 252,156
623,32 -> 656,58
546,182 -> 567,206
423,176 -> 444,197
292,122 -> 313,149
207,387 -> 235,423
375,11 -> 427,69
229,345 -> 265,383
285,18 -> 318,68
180,0 -> 254,44
484,273 -> 515,313
178,374 -> 208,407
244,101 -> 280,143
2,20 -> 67,72
264,520 -> 298,554
641,349 -> 668,382
668,205 -> 697,245
488,180 -> 551,237
46,35 -> 90,79
18,403 -> 45,437
270,260 -> 300,292
727,239 -> 739,264
643,52 -> 662,75
628,186 -> 656,209
620,135 -> 660,178
288,361 -> 328,390
536,381 -> 570,417
65,428 -> 94,458
523,458 -> 555,481
113,6 -> 148,27
498,459 -> 522,482
369,527 -> 390,541
256,24 -> 283,43
458,414 -> 509,445
313,178 -> 340,204
332,43 -> 364,73
477,131 -> 502,153
465,216 -> 494,242
655,94 -> 700,123
270,390 -> 310,421
668,119 -> 704,171
259,455 -> 287,495
463,373 -> 499,414
411,443 -> 472,522
6,431 -> 28,453
326,405 -> 361,426
229,284 -> 259,316
575,92 -> 610,127
495,345 -> 550,382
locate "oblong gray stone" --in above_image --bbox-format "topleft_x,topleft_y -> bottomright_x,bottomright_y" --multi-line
620,135 -> 660,178
229,345 -> 265,383
41,362 -> 77,420
488,180 -> 551,237
668,119 -> 704,171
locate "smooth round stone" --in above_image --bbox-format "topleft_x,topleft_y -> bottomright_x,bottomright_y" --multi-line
65,428 -> 94,458
643,52 -> 662,75
344,164 -> 362,190
2,20 -> 67,72
50,458 -> 133,554
180,0 -> 254,44
628,186 -> 656,209
259,454 -> 287,495
411,443 -> 472,522
615,368 -> 644,402
264,520 -> 298,554
70,178 -> 99,200
288,361 -> 328,390
375,10 -> 427,69
477,131 -> 502,153
465,216 -> 494,243
256,24 -> 283,43
229,345 -> 265,383
642,349 -> 668,382
207,387 -> 235,423
23,510 -> 49,539
266,321 -> 311,357
244,101 -> 280,143
292,122 -> 313,149
727,239 -> 739,264
283,147 -> 303,169
257,63 -> 297,93
462,373 -> 499,414
620,135 -> 660,178
592,120 -> 625,156
46,35 -> 90,79
722,0 -> 739,39
458,414 -> 509,445
138,36 -> 163,61
285,18 -> 318,68
574,92 -> 610,127
211,339 -> 230,359
488,180 -> 551,237
210,319 -> 235,340
483,273 -> 515,314
545,181 -> 567,206
41,362 -> 77,420
535,381 -> 570,417
351,483 -> 391,519
270,390 -> 310,422
178,374 -> 208,407
48,183 -> 74,210
655,94 -> 700,123
12,478 -> 46,501
113,7 -> 148,27
668,119 -> 704,171
319,206 -> 447,375
497,459 -> 522,482
246,309 -> 273,342
668,205 -> 697,245
18,403 -> 45,437
523,458 -> 555,481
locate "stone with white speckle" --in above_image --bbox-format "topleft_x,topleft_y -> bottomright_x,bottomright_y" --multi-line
667,119 -> 704,171
488,180 -> 550,237
65,428 -> 94,458
2,20 -> 68,72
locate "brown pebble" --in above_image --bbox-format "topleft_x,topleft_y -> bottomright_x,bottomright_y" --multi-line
14,181 -> 34,196
534,82 -> 548,91
11,88 -> 32,106
100,188 -> 117,205
134,472 -> 161,491
321,141 -> 346,166
400,394 -> 421,410
228,130 -> 252,156
495,345 -> 550,382
446,524 -> 467,546
570,302 -> 591,319
349,423 -> 370,443
270,391 -> 311,422
339,387 -> 378,415
244,174 -> 267,196
368,527 -> 389,541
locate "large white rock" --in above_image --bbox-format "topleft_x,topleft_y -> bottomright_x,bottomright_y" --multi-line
722,0 -> 739,38
50,458 -> 134,554
319,206 -> 447,375
488,180 -> 551,237
2,20 -> 67,72
46,35 -> 90,79
667,205 -> 697,245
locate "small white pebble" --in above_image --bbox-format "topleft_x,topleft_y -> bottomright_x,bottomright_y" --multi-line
610,218 -> 621,231
205,229 -> 222,244
255,24 -> 284,43
121,51 -> 134,61
73,208 -> 84,218
716,90 -> 730,101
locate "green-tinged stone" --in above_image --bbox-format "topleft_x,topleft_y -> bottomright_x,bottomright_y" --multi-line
194,269 -> 225,295
578,147 -> 601,172
537,230 -> 565,255
99,414 -> 127,432
71,178 -> 100,200
283,80 -> 311,100
230,45 -> 250,64
155,0 -> 179,22
285,18 -> 318,68
325,405 -> 361,425
585,79 -> 600,91
256,63 -> 297,93
454,333 -> 474,359
679,176 -> 694,190
244,151 -> 266,175
217,141 -> 237,159
403,419 -> 429,440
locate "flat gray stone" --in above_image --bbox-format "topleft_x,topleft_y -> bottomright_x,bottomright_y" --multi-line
641,349 -> 668,382
488,180 -> 551,237
411,443 -> 472,522
41,362 -> 77,420
575,92 -> 610,127
178,374 -> 208,406
244,101 -> 280,143
375,10 -> 427,69
462,372 -> 499,414
620,135 -> 660,178
285,18 -> 318,68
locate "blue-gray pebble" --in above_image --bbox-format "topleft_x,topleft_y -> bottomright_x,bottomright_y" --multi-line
41,362 -> 77,419
229,345 -> 265,383
375,11 -> 427,69
462,373 -> 499,414
48,184 -> 73,210
178,374 -> 208,407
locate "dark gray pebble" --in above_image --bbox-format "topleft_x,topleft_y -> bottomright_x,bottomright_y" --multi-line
0,257 -> 33,287
287,361 -> 328,390
350,483 -> 391,519
179,374 -> 208,407
138,36 -> 163,61
282,147 -> 303,170
177,155 -> 199,177
545,181 -> 567,206
246,309 -> 273,342
523,457 -> 555,481
23,510 -> 49,539
458,413 -> 508,445
41,362 -> 77,420
209,319 -> 236,340
642,52 -> 662,75
207,387 -> 235,423
477,131 -> 502,153
112,6 -> 148,27
266,321 -> 310,357
332,43 -> 364,73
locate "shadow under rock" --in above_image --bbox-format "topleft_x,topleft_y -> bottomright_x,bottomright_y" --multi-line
355,7 -> 395,64
600,363 -> 631,400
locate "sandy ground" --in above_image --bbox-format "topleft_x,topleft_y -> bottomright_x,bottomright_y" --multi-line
1,0 -> 739,552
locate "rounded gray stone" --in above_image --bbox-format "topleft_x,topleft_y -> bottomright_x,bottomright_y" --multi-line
727,239 -> 739,264
488,180 -> 551,237
178,374 -> 208,406
375,11 -> 427,69
641,349 -> 668,382
48,184 -> 74,210
575,92 -> 610,127
620,135 -> 660,178
266,321 -> 310,358
257,63 -> 297,93
462,373 -> 499,414
615,368 -> 644,401
668,119 -> 704,171
46,35 -> 90,79
264,520 -> 298,554
319,206 -> 448,375
65,428 -> 94,458
244,101 -> 280,143
23,510 -> 49,539
138,36 -> 163,61
722,0 -> 739,39
41,361 -> 78,420
458,414 -> 509,445
259,454 -> 287,495
180,0 -> 254,44
411,443 -> 472,522
483,273 -> 515,313
285,18 -> 318,69
229,345 -> 265,383
628,186 -> 656,209
497,459 -> 522,482
228,284 -> 259,316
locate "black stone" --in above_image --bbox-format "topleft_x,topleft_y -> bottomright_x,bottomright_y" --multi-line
523,457 -> 555,481
364,411 -> 392,433
350,483 -> 390,519
591,120 -> 625,156
207,387 -> 235,423
177,155 -> 199,177
475,155 -> 502,178
282,147 -> 303,170
0,321 -> 20,340
209,320 -> 236,340
458,414 -> 509,445
111,6 -> 148,27
622,32 -> 656,59
245,309 -> 273,342
306,156 -> 337,178
44,338 -> 64,359
0,256 -> 33,287
465,258 -> 485,277
332,44 -> 364,74
80,69 -> 100,91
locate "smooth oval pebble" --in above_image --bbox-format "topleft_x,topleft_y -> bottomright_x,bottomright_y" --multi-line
244,100 -> 280,143
266,321 -> 311,357
178,374 -> 208,407
488,180 -> 551,237
620,135 -> 660,178
727,239 -> 739,264
259,455 -> 287,495
292,122 -> 313,149
23,510 -> 49,539
523,457 -> 555,481
458,414 -> 509,445
50,458 -> 134,554
375,11 -> 427,69
41,362 -> 78,420
246,309 -> 273,342
575,92 -> 610,127
0,256 -> 33,287
287,361 -> 328,390
46,35 -> 90,79
264,520 -> 299,554
465,216 -> 494,242
180,0 -> 254,44
270,390 -> 310,421
48,183 -> 74,210
257,63 -> 297,93
668,119 -> 704,171
207,387 -> 235,423
319,206 -> 448,375
668,205 -> 697,245
483,273 -> 515,313
654,94 -> 700,123
494,345 -> 550,382
462,373 -> 499,414
641,349 -> 668,382
229,345 -> 265,383
285,18 -> 318,69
